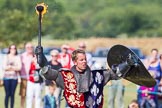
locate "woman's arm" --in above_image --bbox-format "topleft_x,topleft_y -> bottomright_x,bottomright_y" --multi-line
3,55 -> 12,71
11,56 -> 22,72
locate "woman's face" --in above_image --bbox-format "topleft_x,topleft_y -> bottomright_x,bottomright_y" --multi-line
151,50 -> 158,60
10,45 -> 17,55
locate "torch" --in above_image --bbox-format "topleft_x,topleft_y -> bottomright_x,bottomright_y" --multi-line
35,3 -> 48,66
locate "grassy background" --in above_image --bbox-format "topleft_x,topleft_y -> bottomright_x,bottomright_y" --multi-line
0,82 -> 137,108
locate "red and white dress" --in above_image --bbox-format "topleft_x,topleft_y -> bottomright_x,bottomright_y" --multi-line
26,61 -> 42,108
58,53 -> 72,69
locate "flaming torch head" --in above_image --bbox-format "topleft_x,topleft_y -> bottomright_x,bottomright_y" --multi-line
35,3 -> 48,16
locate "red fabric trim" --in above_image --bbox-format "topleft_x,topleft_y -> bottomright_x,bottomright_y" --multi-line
61,71 -> 85,108
29,62 -> 35,82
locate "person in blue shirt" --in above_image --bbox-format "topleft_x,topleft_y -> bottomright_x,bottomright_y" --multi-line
43,82 -> 57,108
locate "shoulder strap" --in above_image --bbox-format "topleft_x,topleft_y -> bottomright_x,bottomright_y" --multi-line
159,61 -> 162,71
58,68 -> 70,72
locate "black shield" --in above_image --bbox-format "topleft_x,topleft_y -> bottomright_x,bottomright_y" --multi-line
107,44 -> 156,87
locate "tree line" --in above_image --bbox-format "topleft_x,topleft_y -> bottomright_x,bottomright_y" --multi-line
0,0 -> 162,46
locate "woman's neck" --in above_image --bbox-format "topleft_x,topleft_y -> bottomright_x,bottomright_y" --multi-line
8,53 -> 15,57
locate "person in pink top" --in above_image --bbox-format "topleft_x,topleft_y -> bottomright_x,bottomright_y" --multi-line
138,86 -> 156,108
19,42 -> 34,108
138,72 -> 157,108
3,44 -> 22,108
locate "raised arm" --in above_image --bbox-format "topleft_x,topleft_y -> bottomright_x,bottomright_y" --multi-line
35,46 -> 65,89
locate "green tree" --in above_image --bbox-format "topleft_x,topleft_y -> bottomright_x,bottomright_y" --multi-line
0,9 -> 37,46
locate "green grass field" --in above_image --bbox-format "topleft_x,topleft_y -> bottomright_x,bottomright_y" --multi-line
0,82 -> 137,108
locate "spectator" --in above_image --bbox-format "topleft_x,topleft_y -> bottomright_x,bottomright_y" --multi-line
144,49 -> 161,83
43,82 -> 57,108
2,44 -> 22,108
107,80 -> 125,108
160,53 -> 162,70
138,85 -> 156,108
45,49 -> 62,108
138,71 -> 156,108
128,99 -> 139,108
26,55 -> 43,108
66,44 -> 75,54
78,42 -> 93,68
19,42 -> 34,108
0,51 -> 4,87
138,48 -> 162,107
58,44 -> 72,69
158,54 -> 162,107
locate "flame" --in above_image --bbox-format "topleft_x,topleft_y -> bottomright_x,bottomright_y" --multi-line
35,2 -> 48,16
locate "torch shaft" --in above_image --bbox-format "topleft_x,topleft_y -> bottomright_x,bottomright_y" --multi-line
38,12 -> 42,46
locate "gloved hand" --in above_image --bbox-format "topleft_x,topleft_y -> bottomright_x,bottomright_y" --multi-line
126,53 -> 138,67
111,64 -> 122,77
35,46 -> 48,68
111,53 -> 139,78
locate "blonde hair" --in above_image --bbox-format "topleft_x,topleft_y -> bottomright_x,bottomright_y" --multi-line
71,49 -> 86,61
